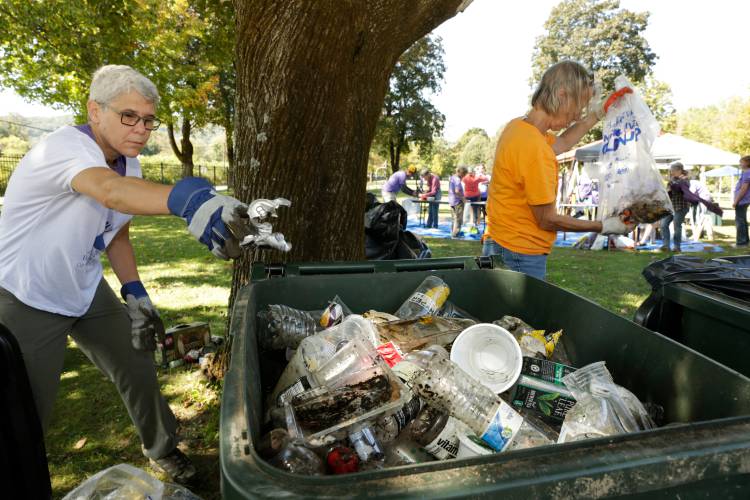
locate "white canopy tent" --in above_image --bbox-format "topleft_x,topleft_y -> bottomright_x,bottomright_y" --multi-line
556,134 -> 742,207
558,133 -> 741,169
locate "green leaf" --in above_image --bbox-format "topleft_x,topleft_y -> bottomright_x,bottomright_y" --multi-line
538,400 -> 553,416
537,392 -> 560,401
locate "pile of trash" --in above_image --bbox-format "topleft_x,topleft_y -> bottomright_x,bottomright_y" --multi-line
255,276 -> 661,475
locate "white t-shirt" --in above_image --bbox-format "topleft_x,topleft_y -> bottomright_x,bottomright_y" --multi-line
0,126 -> 140,316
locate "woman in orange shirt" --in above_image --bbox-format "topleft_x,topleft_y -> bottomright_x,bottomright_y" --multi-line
483,61 -> 634,280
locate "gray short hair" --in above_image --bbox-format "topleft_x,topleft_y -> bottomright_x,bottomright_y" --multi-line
531,61 -> 593,116
89,65 -> 159,106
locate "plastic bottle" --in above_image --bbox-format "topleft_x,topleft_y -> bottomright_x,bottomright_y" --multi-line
402,346 -> 538,452
348,424 -> 384,463
258,304 -> 321,350
407,406 -> 460,459
394,276 -> 450,319
373,394 -> 422,443
260,429 -> 325,475
268,315 -> 378,406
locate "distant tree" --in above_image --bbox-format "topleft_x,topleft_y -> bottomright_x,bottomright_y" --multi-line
458,134 -> 491,167
428,137 -> 456,177
0,0 -> 236,177
531,0 -> 656,142
372,35 -> 446,173
678,98 -> 750,155
639,77 -> 676,133
0,135 -> 30,156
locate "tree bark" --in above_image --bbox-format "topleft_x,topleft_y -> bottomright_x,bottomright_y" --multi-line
230,0 -> 470,302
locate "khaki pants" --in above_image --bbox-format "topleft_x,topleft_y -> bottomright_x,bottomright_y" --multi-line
0,279 -> 177,459
451,202 -> 465,237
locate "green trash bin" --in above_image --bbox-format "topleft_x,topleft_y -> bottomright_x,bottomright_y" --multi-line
635,282 -> 750,378
221,256 -> 750,498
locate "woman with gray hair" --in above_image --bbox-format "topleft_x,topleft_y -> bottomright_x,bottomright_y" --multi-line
483,60 -> 634,280
0,64 -> 289,484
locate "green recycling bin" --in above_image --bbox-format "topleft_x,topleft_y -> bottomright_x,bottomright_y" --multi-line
635,282 -> 750,378
220,256 -> 750,498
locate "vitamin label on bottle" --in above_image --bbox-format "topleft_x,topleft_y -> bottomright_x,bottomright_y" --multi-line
376,341 -> 404,367
276,376 -> 312,406
423,416 -> 460,459
481,402 -> 524,451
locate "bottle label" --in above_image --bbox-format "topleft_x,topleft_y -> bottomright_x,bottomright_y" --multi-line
480,403 -> 524,452
393,396 -> 422,431
423,416 -> 459,459
276,376 -> 312,406
408,290 -> 443,315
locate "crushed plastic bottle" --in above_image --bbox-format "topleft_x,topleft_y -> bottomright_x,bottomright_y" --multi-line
373,394 -> 422,443
394,276 -> 450,319
268,315 -> 379,407
258,304 -> 321,350
374,316 -> 475,352
401,346 -> 550,452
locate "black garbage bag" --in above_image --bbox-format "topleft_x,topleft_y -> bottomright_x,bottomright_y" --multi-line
642,255 -> 750,301
364,197 -> 430,260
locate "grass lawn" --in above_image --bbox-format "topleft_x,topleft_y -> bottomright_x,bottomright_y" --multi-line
47,214 -> 748,498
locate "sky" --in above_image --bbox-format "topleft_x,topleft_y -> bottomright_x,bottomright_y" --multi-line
1,0 -> 749,141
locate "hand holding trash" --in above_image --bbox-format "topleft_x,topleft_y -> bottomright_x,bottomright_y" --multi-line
587,83 -> 634,120
167,177 -> 291,258
600,215 -> 635,235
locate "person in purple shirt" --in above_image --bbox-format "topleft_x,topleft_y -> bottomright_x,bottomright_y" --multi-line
734,156 -> 750,246
381,164 -> 417,202
419,168 -> 442,228
448,166 -> 468,237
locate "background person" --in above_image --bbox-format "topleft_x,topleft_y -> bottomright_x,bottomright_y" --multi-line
381,164 -> 417,202
462,166 -> 489,234
419,168 -> 442,228
734,155 -> 750,247
448,166 -> 468,237
660,162 -> 690,252
0,65 -> 285,484
483,60 -> 633,280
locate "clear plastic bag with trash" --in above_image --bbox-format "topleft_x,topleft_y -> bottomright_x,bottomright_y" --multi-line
557,361 -> 655,443
61,463 -> 202,500
598,75 -> 673,224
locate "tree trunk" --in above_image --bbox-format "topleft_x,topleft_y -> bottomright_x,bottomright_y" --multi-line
230,0 -> 471,303
167,115 -> 195,178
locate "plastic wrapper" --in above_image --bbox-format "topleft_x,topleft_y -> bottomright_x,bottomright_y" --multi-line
374,316 -> 476,352
598,75 -> 673,224
62,463 -> 202,500
558,361 -> 655,443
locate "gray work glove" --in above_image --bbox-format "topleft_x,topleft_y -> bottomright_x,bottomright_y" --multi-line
601,216 -> 635,235
121,282 -> 165,352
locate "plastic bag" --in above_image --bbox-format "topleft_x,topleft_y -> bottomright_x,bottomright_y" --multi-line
62,463 -> 202,500
557,361 -> 655,443
598,75 -> 673,224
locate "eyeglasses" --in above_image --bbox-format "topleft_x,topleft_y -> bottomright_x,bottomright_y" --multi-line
106,106 -> 161,131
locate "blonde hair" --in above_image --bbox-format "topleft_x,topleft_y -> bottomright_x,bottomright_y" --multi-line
531,61 -> 593,116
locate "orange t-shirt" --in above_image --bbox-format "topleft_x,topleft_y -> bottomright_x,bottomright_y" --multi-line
485,118 -> 558,255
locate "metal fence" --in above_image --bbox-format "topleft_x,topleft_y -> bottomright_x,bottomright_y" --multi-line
0,153 -> 229,196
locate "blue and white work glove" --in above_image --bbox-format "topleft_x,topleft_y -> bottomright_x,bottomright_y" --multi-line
168,177 -> 291,259
121,281 -> 165,352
